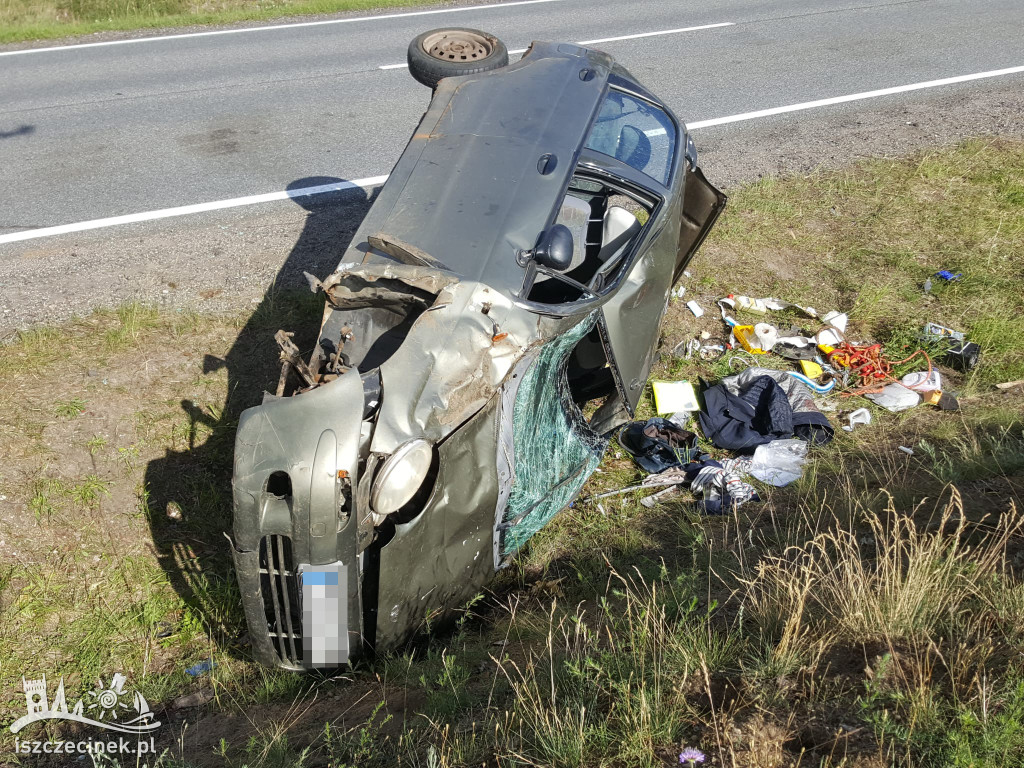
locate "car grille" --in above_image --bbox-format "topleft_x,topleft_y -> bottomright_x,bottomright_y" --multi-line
258,534 -> 303,665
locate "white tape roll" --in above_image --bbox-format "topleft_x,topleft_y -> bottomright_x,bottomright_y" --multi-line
754,322 -> 779,351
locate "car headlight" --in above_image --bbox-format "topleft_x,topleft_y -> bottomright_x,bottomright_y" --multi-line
370,439 -> 435,516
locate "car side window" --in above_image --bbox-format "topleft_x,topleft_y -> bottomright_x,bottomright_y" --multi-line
584,90 -> 676,186
525,177 -> 650,305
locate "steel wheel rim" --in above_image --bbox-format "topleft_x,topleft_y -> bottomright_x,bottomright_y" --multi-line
421,30 -> 494,62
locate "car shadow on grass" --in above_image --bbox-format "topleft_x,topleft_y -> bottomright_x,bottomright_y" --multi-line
142,178 -> 379,664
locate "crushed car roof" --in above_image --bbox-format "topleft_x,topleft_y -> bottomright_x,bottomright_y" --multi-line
354,42 -> 614,291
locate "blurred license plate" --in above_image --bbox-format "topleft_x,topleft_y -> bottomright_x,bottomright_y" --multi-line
299,563 -> 348,667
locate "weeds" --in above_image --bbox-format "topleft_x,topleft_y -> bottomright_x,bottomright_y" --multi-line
69,474 -> 111,507
54,396 -> 86,419
87,434 -> 108,454
743,489 -> 1020,649
1,0 -> 445,44
919,425 -> 1024,484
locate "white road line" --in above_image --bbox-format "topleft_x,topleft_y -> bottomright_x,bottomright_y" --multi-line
0,0 -> 562,57
576,23 -> 734,46
688,65 -> 1024,129
3,63 -> 1022,245
0,177 -> 388,244
378,22 -> 733,69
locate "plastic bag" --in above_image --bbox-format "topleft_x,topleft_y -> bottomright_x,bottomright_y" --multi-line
748,439 -> 808,487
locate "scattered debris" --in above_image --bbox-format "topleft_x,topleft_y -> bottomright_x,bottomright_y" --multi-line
748,438 -> 808,487
923,322 -> 980,370
733,324 -> 772,354
686,300 -> 705,318
822,310 -> 848,332
617,418 -> 699,474
841,408 -> 872,432
866,382 -> 922,412
800,360 -> 824,379
674,336 -> 727,361
185,659 -> 216,677
699,367 -> 834,451
902,369 -> 942,391
944,340 -> 980,371
651,380 -> 699,414
604,285 -> 983,514
688,458 -> 759,513
923,322 -> 964,341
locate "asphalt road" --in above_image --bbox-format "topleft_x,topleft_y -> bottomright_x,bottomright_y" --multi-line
0,0 -> 1022,332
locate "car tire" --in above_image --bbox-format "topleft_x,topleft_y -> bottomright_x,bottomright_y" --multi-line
407,28 -> 509,89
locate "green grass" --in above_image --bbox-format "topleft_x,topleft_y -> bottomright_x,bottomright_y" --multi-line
0,139 -> 1022,767
0,0 -> 444,44
53,396 -> 86,419
704,138 -> 1024,387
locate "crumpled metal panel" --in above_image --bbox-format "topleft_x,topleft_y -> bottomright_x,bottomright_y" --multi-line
370,276 -> 558,454
373,391 -> 503,650
319,261 -> 460,308
232,371 -> 365,668
233,371 -> 363,554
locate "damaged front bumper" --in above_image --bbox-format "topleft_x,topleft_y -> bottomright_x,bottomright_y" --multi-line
231,370 -> 364,669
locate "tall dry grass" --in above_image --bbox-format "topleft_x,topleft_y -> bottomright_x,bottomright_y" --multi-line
423,484 -> 1024,768
741,487 -> 1022,653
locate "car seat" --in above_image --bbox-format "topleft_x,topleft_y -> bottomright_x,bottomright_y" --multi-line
615,125 -> 651,172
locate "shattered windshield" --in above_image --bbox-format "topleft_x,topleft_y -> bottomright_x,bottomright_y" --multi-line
584,89 -> 676,186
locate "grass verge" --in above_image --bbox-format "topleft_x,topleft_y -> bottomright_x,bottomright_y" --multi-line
0,138 -> 1021,767
1,0 -> 443,45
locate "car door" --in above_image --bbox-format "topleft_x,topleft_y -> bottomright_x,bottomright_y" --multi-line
578,89 -> 686,415
674,159 -> 727,284
597,205 -> 679,414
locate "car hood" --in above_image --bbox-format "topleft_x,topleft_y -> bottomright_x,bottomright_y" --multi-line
347,42 -> 613,293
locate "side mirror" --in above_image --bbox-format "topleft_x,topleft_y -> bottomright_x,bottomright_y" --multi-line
533,224 -> 574,272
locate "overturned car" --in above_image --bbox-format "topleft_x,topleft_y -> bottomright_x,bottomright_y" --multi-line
231,30 -> 726,670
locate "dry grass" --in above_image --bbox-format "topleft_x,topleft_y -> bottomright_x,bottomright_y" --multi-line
743,489 -> 1021,651
0,140 -> 1022,767
0,0 -> 439,43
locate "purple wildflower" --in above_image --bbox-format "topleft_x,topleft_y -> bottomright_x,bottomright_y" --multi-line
679,747 -> 706,766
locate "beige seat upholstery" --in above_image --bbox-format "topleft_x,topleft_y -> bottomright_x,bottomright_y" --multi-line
553,195 -> 592,272
598,206 -> 640,264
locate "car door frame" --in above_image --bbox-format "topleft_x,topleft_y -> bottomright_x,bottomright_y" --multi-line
575,150 -> 679,416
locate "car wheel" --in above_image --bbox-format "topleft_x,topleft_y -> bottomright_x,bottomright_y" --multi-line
407,28 -> 509,89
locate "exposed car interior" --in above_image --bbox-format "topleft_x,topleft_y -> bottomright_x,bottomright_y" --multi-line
565,323 -> 618,418
525,175 -> 651,304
